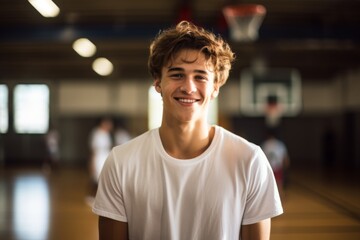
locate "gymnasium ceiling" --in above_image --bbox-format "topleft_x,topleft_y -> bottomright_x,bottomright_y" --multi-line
0,0 -> 359,82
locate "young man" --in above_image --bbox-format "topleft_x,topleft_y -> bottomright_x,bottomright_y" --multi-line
92,21 -> 283,240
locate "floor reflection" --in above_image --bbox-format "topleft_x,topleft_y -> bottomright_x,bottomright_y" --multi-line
13,175 -> 49,240
1,167 -> 358,240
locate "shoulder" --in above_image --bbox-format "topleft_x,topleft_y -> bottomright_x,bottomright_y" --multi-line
114,129 -> 154,149
109,129 -> 158,165
217,126 -> 254,144
216,126 -> 260,156
213,126 -> 267,172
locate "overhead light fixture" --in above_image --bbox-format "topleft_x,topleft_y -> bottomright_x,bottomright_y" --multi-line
92,58 -> 114,76
28,0 -> 60,18
72,38 -> 97,57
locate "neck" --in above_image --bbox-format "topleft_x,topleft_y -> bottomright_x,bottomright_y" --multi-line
159,122 -> 214,159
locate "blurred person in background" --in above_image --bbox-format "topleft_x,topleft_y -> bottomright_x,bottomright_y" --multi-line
87,117 -> 114,204
261,128 -> 290,200
114,119 -> 131,146
43,123 -> 60,174
93,21 -> 283,240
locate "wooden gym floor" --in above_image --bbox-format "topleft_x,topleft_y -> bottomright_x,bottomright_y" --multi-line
0,165 -> 359,240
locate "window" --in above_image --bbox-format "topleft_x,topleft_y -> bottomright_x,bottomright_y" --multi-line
14,84 -> 49,134
148,86 -> 162,130
0,84 -> 8,133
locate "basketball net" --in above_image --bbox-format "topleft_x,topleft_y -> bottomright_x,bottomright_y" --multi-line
223,4 -> 266,42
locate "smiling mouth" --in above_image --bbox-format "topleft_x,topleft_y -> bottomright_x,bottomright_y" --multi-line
175,98 -> 198,103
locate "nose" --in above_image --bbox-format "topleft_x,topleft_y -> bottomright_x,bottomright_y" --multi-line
180,78 -> 197,94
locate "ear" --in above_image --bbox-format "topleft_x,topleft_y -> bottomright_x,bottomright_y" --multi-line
154,79 -> 161,93
211,85 -> 220,99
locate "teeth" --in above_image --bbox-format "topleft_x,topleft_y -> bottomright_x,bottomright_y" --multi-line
178,98 -> 196,103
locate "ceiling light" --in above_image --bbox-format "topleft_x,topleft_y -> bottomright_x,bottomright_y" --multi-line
72,38 -> 97,57
92,58 -> 114,76
28,0 -> 60,18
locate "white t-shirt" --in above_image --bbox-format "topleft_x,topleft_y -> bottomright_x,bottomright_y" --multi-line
93,126 -> 283,240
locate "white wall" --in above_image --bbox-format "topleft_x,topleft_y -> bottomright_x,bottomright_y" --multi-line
343,70 -> 360,110
301,78 -> 343,114
58,80 -> 152,116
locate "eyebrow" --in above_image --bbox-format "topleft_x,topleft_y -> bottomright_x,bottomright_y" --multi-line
167,67 -> 208,75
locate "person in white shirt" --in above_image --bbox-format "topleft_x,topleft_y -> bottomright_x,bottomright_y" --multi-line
88,117 -> 113,193
262,128 -> 290,199
93,21 -> 283,240
114,120 -> 131,146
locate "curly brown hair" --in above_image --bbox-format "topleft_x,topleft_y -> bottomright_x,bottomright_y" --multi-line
148,21 -> 235,87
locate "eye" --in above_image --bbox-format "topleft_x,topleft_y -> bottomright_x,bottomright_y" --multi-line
170,73 -> 184,79
195,75 -> 208,81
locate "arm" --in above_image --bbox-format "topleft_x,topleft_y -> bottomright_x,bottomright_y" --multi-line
99,216 -> 129,240
240,218 -> 271,240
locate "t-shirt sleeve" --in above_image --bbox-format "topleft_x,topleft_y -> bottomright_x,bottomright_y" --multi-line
242,146 -> 283,225
92,149 -> 128,222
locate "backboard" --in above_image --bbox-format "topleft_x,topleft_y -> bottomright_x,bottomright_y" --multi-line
240,68 -> 302,117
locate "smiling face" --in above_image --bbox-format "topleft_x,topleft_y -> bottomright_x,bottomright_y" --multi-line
154,49 -> 219,125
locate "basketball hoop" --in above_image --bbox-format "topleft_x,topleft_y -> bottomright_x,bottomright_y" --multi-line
223,4 -> 266,42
